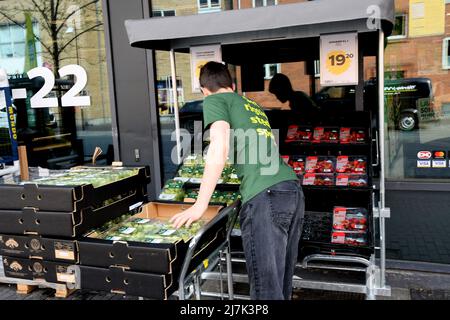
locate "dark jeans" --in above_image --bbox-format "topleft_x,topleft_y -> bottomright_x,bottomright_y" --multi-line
240,179 -> 305,300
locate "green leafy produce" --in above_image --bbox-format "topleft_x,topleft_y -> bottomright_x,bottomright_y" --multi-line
93,217 -> 205,243
159,179 -> 185,201
227,168 -> 241,184
182,154 -> 205,167
30,168 -> 139,188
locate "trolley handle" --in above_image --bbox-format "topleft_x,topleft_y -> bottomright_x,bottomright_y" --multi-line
178,200 -> 240,287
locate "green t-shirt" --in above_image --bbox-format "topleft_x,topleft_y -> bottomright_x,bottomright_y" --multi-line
203,92 -> 297,203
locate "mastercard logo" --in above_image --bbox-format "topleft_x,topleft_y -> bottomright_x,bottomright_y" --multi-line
434,151 -> 446,158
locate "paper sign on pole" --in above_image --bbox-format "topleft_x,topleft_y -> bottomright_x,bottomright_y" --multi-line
190,44 -> 222,93
320,33 -> 358,86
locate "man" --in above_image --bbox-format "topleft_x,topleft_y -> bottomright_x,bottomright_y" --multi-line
269,73 -> 318,116
170,62 -> 304,300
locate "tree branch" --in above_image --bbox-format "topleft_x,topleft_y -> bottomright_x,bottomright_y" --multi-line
54,0 -> 61,21
29,0 -> 52,31
56,0 -> 100,34
0,10 -> 52,54
58,22 -> 103,54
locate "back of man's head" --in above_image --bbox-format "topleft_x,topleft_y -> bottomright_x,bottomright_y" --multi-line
199,61 -> 233,93
269,73 -> 293,95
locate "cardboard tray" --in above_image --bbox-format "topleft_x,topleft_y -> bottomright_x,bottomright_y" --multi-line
0,187 -> 147,237
79,265 -> 175,300
0,234 -> 78,263
0,166 -> 150,212
78,201 -> 227,274
2,256 -> 75,284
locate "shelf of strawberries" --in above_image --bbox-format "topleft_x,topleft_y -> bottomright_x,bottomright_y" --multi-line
300,204 -> 374,259
280,113 -> 376,255
302,207 -> 369,246
281,123 -> 373,189
282,154 -> 370,188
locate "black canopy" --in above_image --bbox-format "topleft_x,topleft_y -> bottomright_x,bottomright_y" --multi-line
125,0 -> 394,55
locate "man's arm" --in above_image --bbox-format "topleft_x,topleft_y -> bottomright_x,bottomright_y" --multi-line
170,120 -> 230,228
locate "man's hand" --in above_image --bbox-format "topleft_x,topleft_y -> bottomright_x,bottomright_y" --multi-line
170,120 -> 230,229
170,204 -> 207,229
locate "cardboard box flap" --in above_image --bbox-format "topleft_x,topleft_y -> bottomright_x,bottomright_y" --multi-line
139,202 -> 223,222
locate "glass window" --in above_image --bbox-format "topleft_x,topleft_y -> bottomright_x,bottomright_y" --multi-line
0,26 -> 11,43
443,38 -> 450,69
0,1 -> 113,169
314,60 -> 320,77
264,63 -> 280,79
152,10 -> 176,17
150,0 -> 234,185
198,0 -> 222,13
377,2 -> 450,182
0,43 -> 13,59
12,42 -> 25,57
389,14 -> 407,40
253,0 -> 277,7
0,24 -> 27,59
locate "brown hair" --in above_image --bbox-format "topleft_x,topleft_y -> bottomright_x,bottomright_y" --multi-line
199,61 -> 233,92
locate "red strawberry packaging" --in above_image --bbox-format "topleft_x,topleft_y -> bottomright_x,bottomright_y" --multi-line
340,128 -> 367,144
302,173 -> 335,186
333,207 -> 368,231
286,125 -> 299,142
336,174 -> 368,187
297,127 -> 313,142
313,127 -> 339,143
323,128 -> 340,143
305,156 -> 336,173
288,156 -> 306,175
331,231 -> 367,246
336,156 -> 367,174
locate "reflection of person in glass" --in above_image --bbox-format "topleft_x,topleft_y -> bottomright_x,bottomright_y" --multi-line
269,73 -> 318,115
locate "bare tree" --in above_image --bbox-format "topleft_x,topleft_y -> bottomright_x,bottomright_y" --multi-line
0,0 -> 103,138
0,0 -> 103,75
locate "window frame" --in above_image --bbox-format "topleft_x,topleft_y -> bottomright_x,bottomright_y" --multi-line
314,60 -> 320,78
152,9 -> 176,17
197,0 -> 222,13
442,37 -> 450,70
388,13 -> 408,40
263,63 -> 280,80
252,0 -> 278,8
0,24 -> 25,59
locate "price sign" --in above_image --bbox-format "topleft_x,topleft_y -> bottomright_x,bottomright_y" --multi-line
320,33 -> 358,86
190,44 -> 222,93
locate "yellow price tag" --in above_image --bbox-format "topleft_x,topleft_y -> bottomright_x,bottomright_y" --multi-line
203,259 -> 209,269
326,50 -> 353,75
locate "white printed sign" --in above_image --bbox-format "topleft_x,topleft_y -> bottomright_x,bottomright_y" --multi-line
320,33 -> 358,86
190,45 -> 222,93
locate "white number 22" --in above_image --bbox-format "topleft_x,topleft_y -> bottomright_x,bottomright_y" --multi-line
27,65 -> 91,108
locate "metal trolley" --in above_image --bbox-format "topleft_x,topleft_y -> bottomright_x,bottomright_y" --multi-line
67,200 -> 240,300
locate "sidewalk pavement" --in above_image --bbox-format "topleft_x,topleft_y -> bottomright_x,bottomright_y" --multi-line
1,268 -> 450,300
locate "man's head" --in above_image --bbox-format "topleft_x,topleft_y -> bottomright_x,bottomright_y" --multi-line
268,73 -> 293,103
199,61 -> 233,96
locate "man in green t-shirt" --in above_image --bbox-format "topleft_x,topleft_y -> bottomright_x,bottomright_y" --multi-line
170,62 -> 304,300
